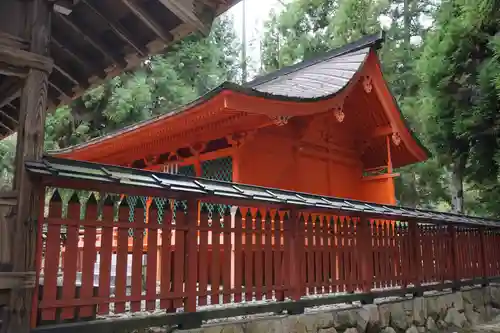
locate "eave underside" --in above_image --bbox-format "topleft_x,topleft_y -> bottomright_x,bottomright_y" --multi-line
0,0 -> 240,138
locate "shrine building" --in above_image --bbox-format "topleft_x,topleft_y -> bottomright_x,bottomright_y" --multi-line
53,33 -> 429,206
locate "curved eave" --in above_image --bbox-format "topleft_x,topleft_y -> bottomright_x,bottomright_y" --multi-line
363,51 -> 430,167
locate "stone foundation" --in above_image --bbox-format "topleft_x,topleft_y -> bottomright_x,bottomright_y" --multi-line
176,285 -> 500,333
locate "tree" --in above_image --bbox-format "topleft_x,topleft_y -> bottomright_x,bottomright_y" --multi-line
417,0 -> 500,213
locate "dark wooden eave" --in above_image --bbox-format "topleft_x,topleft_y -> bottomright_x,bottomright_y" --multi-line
0,0 -> 240,138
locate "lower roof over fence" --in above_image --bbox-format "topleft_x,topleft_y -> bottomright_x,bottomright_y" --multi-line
26,156 -> 500,228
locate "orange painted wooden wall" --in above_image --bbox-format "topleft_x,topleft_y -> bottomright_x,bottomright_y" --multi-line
236,112 -> 396,205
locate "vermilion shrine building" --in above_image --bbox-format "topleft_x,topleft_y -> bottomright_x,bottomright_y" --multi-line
54,33 -> 428,206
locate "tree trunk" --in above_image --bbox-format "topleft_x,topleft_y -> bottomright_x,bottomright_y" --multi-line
450,156 -> 466,213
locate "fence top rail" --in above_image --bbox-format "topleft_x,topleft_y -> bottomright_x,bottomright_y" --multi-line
26,156 -> 500,228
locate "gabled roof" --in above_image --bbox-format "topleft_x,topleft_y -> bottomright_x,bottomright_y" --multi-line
51,32 -> 429,168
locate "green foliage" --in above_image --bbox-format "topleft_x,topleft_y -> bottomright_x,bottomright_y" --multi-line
417,0 -> 500,212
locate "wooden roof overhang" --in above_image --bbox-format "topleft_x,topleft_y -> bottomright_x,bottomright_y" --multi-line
53,33 -> 430,170
0,0 -> 240,138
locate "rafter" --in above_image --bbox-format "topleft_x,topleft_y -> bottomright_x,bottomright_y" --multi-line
53,64 -> 80,87
48,81 -> 71,103
0,109 -> 18,127
51,37 -> 94,74
0,119 -> 13,134
157,0 -> 211,36
81,0 -> 145,56
0,63 -> 27,78
56,13 -> 121,66
121,0 -> 172,42
0,80 -> 22,109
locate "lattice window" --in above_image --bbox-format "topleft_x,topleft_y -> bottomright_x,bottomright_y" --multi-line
126,196 -> 147,237
201,157 -> 233,219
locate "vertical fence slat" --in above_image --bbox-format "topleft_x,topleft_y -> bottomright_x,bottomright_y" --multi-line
79,196 -> 98,318
41,200 -> 63,321
211,213 -> 221,305
160,209 -> 173,311
60,201 -> 80,320
233,210 -> 243,303
97,200 -> 114,315
222,213 -> 231,304
254,212 -> 263,300
274,212 -> 284,301
146,203 -> 158,311
244,210 -> 253,301
185,199 -> 199,312
198,210 -> 209,306
173,207 -> 186,309
114,205 -> 129,314
264,212 -> 273,300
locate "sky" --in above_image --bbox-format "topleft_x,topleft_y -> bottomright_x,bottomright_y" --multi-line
223,0 -> 286,76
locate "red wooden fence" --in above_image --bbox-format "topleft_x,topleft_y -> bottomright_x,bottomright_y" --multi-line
32,190 -> 500,327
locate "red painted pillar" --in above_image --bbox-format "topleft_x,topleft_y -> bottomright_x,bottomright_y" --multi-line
479,227 -> 489,283
409,222 -> 421,287
286,209 -> 304,301
448,225 -> 460,285
357,217 -> 373,292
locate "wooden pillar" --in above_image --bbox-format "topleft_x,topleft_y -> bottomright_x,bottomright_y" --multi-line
184,198 -> 199,313
4,1 -> 52,332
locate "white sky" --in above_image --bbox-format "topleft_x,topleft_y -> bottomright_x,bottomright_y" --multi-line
223,0 -> 286,76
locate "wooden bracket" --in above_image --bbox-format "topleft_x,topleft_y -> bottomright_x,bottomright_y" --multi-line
158,0 -> 211,36
227,131 -> 255,148
0,272 -> 36,290
0,44 -> 53,74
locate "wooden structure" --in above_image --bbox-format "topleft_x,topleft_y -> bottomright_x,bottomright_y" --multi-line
54,33 -> 428,206
26,156 -> 500,331
0,1 -> 239,332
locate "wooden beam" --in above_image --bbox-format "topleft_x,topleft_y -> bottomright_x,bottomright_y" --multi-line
81,0 -> 145,56
0,32 -> 28,50
0,120 -> 13,134
121,0 -> 172,42
0,45 -> 53,73
4,0 -> 52,331
370,125 -> 393,138
157,0 -> 211,36
56,13 -> 121,66
0,110 -> 18,126
0,63 -> 28,78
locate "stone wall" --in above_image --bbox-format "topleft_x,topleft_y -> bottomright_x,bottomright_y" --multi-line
176,285 -> 500,333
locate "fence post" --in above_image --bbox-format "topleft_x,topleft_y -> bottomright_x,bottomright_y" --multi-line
409,222 -> 421,288
184,198 -> 199,313
286,209 -> 303,302
479,227 -> 489,285
448,225 -> 459,289
357,216 -> 373,294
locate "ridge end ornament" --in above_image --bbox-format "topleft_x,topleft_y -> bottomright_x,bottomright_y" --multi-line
392,132 -> 401,146
271,115 -> 291,126
363,76 -> 373,93
333,104 -> 345,123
